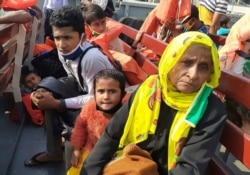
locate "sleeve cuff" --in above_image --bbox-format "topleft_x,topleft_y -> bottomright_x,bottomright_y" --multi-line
58,99 -> 67,111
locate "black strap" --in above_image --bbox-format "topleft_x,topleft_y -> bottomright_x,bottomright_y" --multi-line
77,46 -> 97,87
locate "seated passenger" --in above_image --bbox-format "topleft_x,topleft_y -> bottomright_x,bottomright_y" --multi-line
24,5 -> 116,168
82,3 -> 148,85
139,0 -> 191,42
216,15 -> 230,36
20,65 -> 42,94
83,4 -> 125,54
181,5 -> 208,34
18,66 -> 45,126
81,0 -> 114,18
198,0 -> 228,34
168,5 -> 208,37
81,31 -> 227,175
67,69 -> 126,175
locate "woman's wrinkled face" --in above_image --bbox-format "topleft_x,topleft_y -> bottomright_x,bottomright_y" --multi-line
168,44 -> 213,93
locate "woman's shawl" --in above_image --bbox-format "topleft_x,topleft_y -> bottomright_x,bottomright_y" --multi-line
119,31 -> 220,169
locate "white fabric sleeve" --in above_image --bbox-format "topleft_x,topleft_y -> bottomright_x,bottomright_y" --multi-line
64,47 -> 114,109
81,48 -> 114,95
92,0 -> 108,10
231,56 -> 246,76
43,0 -> 48,13
65,94 -> 94,109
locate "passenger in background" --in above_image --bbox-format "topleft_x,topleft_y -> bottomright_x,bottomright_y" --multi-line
81,32 -> 227,175
216,15 -> 230,36
20,65 -> 42,94
24,5 -> 115,168
82,3 -> 147,85
43,0 -> 81,40
219,13 -> 250,135
83,3 -> 125,53
43,0 -> 68,40
198,0 -> 228,34
167,5 -> 208,37
81,0 -> 114,18
219,13 -> 250,77
67,69 -> 126,175
19,66 -> 45,126
181,5 -> 208,34
0,0 -> 32,24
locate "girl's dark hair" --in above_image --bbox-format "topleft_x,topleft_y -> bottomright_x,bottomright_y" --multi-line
50,5 -> 85,35
82,4 -> 106,25
93,69 -> 126,96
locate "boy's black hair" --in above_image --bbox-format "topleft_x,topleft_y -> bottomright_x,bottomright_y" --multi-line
50,5 -> 85,35
93,69 -> 126,96
82,4 -> 106,25
182,5 -> 199,24
220,15 -> 230,27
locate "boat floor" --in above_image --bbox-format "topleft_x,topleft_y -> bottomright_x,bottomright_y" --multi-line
0,94 -> 65,175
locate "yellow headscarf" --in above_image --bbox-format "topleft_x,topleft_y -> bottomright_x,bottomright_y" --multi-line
119,31 -> 220,169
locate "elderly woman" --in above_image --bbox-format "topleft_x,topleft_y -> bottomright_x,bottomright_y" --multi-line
81,31 -> 227,175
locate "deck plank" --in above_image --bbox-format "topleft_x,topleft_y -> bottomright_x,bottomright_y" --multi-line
0,95 -> 65,175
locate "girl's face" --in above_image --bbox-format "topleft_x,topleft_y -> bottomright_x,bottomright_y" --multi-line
95,78 -> 122,111
168,44 -> 213,93
89,17 -> 107,34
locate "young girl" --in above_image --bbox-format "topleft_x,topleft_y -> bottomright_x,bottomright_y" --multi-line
67,69 -> 126,175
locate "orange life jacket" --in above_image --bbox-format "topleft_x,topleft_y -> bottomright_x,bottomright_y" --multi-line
22,93 -> 44,126
86,19 -> 148,85
2,0 -> 38,9
85,18 -> 124,52
140,0 -> 191,36
33,37 -> 56,57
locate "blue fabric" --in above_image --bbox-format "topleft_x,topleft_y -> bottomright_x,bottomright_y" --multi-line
197,24 -> 209,34
217,27 -> 230,36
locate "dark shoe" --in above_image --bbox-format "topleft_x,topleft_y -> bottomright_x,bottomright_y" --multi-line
24,152 -> 63,166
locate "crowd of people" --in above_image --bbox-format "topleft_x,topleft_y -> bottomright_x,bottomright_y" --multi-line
1,0 -> 250,174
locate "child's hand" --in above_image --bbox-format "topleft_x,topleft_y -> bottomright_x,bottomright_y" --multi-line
71,149 -> 82,167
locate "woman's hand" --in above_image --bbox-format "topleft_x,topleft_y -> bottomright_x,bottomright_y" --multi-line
71,149 -> 82,167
